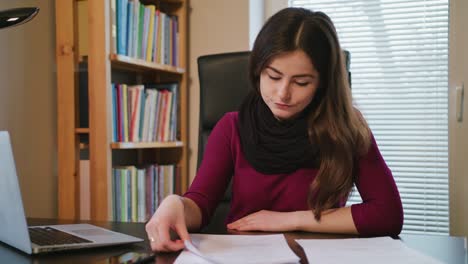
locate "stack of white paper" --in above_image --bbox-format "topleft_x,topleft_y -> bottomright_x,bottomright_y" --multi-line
296,236 -> 444,264
174,234 -> 300,264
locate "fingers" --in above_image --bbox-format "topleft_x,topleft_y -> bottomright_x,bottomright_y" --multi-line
144,195 -> 191,252
174,221 -> 191,242
157,224 -> 186,251
146,221 -> 186,252
227,216 -> 246,229
227,216 -> 255,231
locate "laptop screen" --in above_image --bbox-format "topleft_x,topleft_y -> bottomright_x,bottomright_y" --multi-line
0,131 -> 33,254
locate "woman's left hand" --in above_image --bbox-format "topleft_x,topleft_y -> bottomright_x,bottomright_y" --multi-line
227,210 -> 298,232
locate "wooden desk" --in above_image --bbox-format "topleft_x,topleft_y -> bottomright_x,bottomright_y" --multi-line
0,218 -> 465,264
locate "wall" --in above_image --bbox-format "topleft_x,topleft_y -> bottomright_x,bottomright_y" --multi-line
264,0 -> 288,20
187,0 -> 249,182
0,0 -> 56,218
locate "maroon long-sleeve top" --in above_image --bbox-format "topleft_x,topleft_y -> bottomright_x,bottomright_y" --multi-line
184,112 -> 403,236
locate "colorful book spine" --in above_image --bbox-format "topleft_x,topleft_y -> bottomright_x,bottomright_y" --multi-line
152,10 -> 160,62
164,91 -> 173,141
131,167 -> 137,222
111,83 -> 117,142
138,85 -> 146,142
146,5 -> 156,62
145,165 -> 153,220
137,169 -> 146,222
170,85 -> 178,140
122,84 -> 129,142
137,4 -> 145,59
126,1 -> 134,57
117,0 -> 128,55
141,6 -> 150,60
132,0 -> 140,57
120,169 -> 127,221
110,0 -> 117,54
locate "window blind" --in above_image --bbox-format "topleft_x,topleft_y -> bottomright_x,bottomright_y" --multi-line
289,0 -> 449,235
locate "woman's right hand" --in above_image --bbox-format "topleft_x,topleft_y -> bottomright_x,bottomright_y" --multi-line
145,194 -> 190,252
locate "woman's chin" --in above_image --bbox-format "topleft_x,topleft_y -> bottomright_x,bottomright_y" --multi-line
272,112 -> 293,121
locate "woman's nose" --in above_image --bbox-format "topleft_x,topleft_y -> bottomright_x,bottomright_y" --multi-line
277,80 -> 291,102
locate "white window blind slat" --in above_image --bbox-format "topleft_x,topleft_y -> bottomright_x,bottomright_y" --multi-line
354,85 -> 447,89
359,105 -> 445,111
392,167 -> 447,173
290,0 -> 449,235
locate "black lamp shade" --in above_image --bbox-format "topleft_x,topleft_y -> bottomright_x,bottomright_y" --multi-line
0,7 -> 39,29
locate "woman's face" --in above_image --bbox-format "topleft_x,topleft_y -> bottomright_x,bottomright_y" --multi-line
259,50 -> 320,121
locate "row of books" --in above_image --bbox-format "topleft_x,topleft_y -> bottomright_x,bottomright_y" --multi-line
111,83 -> 178,143
112,0 -> 179,66
112,164 -> 181,222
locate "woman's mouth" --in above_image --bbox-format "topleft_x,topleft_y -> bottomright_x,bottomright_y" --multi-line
274,102 -> 291,109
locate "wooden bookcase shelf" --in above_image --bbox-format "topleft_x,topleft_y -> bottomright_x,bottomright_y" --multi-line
109,54 -> 185,74
75,128 -> 90,134
56,0 -> 188,221
110,141 -> 184,149
80,55 -> 185,74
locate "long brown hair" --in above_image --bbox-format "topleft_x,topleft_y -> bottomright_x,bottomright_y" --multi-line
249,8 -> 371,220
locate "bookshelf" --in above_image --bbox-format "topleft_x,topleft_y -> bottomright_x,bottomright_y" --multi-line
55,0 -> 188,221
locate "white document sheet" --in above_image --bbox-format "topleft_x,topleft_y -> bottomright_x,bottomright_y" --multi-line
174,234 -> 300,264
296,236 -> 444,264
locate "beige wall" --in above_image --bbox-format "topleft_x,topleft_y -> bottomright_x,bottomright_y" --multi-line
0,0 -> 57,218
187,0 -> 249,182
264,0 -> 287,20
449,0 -> 468,237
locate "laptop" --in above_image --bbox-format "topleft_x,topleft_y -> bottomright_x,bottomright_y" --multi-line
0,131 -> 144,254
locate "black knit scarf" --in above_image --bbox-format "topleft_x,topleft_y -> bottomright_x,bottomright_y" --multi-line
238,91 -> 319,174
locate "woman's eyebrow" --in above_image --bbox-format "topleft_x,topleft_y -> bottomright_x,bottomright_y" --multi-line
266,66 -> 315,78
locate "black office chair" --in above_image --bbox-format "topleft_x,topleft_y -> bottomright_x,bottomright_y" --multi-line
197,51 -> 252,232
196,50 -> 351,233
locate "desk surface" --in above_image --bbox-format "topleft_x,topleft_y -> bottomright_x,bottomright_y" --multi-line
0,218 -> 465,264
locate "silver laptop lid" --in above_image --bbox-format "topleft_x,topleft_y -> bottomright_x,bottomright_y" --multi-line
0,131 -> 32,254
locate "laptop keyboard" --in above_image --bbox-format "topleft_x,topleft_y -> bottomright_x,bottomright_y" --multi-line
29,227 -> 92,246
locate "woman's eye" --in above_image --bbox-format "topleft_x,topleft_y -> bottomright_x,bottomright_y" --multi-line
296,82 -> 309,87
268,75 -> 281,81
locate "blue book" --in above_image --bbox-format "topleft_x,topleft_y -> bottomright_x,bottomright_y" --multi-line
120,169 -> 126,222
111,83 -> 117,142
116,0 -> 120,53
127,169 -> 132,222
126,1 -> 134,57
117,0 -> 128,55
113,169 -> 121,221
132,0 -> 140,58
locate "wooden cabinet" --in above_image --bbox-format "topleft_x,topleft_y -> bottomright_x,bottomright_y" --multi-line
55,0 -> 188,221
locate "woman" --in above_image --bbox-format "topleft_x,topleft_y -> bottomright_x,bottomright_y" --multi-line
146,7 -> 403,252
